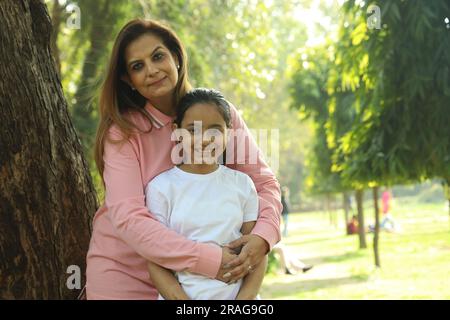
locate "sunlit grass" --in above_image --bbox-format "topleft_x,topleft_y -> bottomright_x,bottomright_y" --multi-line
261,201 -> 450,299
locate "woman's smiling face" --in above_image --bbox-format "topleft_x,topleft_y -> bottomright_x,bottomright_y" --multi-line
122,33 -> 179,102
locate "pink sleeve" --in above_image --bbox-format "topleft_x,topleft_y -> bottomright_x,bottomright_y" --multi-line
103,127 -> 222,278
227,104 -> 282,250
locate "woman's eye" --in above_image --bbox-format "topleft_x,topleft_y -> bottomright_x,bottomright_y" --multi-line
153,53 -> 164,61
132,63 -> 143,71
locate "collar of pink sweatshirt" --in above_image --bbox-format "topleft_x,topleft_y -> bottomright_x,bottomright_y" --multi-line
86,101 -> 281,299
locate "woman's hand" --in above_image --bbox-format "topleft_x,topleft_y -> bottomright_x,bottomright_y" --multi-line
215,246 -> 238,283
223,234 -> 269,283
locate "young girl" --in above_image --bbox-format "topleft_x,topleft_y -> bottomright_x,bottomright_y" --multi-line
145,88 -> 267,300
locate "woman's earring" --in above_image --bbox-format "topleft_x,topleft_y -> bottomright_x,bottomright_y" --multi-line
177,65 -> 180,70
131,86 -> 136,91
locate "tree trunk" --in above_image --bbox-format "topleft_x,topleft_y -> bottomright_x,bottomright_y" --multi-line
0,0 -> 98,299
355,189 -> 367,249
72,0 -> 114,153
331,194 -> 337,228
442,178 -> 450,218
50,0 -> 64,74
372,187 -> 381,268
343,192 -> 350,234
326,193 -> 332,225
444,179 -> 450,220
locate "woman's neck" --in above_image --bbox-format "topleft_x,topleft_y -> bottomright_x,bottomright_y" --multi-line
178,163 -> 219,175
148,94 -> 175,117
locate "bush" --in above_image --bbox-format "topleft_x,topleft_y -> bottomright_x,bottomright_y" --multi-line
266,251 -> 279,275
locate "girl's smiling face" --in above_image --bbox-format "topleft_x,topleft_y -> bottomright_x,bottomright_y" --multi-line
122,33 -> 179,103
177,102 -> 228,164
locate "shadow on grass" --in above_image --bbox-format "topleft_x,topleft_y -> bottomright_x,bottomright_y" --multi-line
286,233 -> 348,246
292,250 -> 366,267
321,251 -> 366,263
399,229 -> 450,238
264,274 -> 370,299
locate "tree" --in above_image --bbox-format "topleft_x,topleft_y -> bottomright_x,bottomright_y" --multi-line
48,0 -> 66,74
289,43 -> 367,242
372,187 -> 380,267
332,0 -> 450,265
0,0 -> 98,299
336,0 -> 450,189
70,1 -> 133,155
354,189 -> 367,249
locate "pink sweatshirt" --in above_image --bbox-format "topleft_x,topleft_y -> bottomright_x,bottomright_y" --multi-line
86,102 -> 281,299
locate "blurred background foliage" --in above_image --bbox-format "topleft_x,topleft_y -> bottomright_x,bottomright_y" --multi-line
46,0 -> 449,213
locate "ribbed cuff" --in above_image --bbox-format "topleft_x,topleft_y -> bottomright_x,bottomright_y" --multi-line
251,222 -> 280,252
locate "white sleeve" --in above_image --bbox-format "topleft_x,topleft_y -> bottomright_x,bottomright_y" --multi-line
145,179 -> 170,227
243,176 -> 259,222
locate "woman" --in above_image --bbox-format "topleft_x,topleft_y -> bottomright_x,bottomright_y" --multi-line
86,19 -> 281,299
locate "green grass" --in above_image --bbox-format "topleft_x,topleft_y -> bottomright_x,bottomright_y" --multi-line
261,201 -> 450,299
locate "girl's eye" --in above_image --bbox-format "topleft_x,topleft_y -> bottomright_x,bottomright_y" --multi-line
132,63 -> 143,71
153,53 -> 164,61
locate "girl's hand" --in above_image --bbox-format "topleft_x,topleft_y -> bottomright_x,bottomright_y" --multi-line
168,287 -> 191,300
215,246 -> 237,283
223,235 -> 269,283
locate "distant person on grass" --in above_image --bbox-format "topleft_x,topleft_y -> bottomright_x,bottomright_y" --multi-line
347,215 -> 358,235
272,243 -> 313,275
380,188 -> 398,232
369,188 -> 399,233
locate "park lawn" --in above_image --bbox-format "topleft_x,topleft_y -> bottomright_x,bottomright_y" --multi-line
260,201 -> 450,299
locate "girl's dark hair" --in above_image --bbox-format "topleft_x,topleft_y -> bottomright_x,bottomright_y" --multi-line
175,88 -> 232,128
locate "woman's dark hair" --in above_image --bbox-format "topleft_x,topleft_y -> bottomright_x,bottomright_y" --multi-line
95,19 -> 191,180
175,88 -> 232,128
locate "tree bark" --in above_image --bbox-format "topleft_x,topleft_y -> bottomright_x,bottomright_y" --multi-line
343,192 -> 350,234
372,187 -> 381,268
326,193 -> 332,225
331,194 -> 337,228
0,0 -> 98,299
355,189 -> 367,249
444,179 -> 450,228
49,0 -> 67,75
72,0 -> 115,153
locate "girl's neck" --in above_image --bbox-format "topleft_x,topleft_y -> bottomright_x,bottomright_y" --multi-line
148,94 -> 175,117
178,163 -> 219,175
